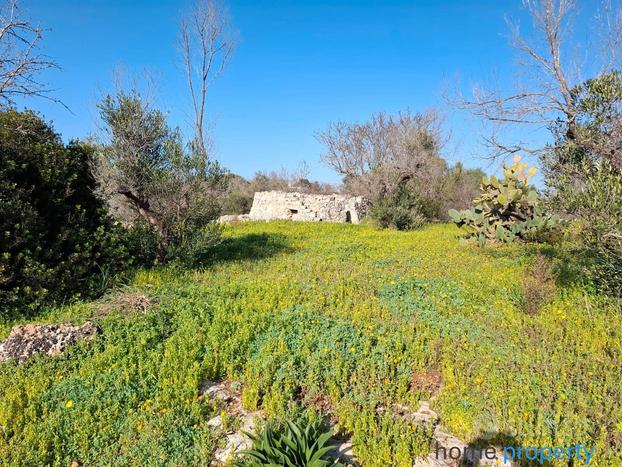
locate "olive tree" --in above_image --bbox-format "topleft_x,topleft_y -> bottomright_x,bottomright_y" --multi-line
95,88 -> 225,262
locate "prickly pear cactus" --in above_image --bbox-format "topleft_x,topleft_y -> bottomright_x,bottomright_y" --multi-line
448,156 -> 560,246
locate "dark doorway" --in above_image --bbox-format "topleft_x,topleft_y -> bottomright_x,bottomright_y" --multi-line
345,211 -> 352,223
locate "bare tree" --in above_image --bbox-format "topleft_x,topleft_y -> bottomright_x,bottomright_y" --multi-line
316,110 -> 446,200
452,0 -> 622,161
246,162 -> 337,194
179,0 -> 236,157
0,0 -> 58,107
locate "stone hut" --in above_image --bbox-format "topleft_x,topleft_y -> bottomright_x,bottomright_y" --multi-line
248,191 -> 369,224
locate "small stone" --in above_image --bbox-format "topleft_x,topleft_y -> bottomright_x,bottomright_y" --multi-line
327,440 -> 359,466
412,400 -> 439,425
217,214 -> 250,224
212,414 -> 257,464
207,415 -> 223,429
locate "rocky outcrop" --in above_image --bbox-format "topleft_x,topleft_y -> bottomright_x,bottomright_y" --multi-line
0,322 -> 98,364
201,380 -> 262,465
248,191 -> 369,224
200,380 -> 505,466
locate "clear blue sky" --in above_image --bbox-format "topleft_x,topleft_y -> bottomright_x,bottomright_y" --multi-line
20,0 -> 533,183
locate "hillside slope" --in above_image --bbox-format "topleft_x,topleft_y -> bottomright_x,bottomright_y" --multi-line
0,222 -> 620,465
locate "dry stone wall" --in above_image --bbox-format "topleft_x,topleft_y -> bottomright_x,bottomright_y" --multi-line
248,191 -> 369,224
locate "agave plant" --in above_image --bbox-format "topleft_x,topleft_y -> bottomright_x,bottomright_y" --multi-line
233,418 -> 342,467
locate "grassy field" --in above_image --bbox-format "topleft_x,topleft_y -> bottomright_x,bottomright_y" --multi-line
0,221 -> 620,466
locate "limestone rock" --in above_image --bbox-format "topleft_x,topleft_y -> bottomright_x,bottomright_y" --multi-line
206,415 -> 223,429
0,322 -> 98,364
327,438 -> 359,467
413,424 -> 509,466
412,400 -> 439,425
203,380 -> 262,465
248,191 -> 370,224
217,214 -> 250,224
212,413 -> 257,464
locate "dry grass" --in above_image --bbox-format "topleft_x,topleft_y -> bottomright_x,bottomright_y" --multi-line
521,253 -> 556,315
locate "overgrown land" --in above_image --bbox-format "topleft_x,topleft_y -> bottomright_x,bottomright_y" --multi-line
1,221 -> 620,466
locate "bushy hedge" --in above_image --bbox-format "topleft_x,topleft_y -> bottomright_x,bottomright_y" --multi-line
369,183 -> 426,231
564,163 -> 622,298
0,110 -> 127,319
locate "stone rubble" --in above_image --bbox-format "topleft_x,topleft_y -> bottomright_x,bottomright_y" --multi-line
202,380 -> 261,465
202,380 -> 509,467
0,322 -> 98,364
212,414 -> 258,465
326,435 -> 359,467
217,214 -> 250,224
408,401 -> 509,466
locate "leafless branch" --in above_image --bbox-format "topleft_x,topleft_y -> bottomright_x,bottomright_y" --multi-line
450,0 -> 622,161
316,110 -> 447,200
179,0 -> 236,157
0,0 -> 61,108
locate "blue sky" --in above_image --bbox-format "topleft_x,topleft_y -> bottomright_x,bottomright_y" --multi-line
21,0 -> 534,183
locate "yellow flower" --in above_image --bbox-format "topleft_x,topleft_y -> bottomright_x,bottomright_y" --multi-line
136,422 -> 143,432
65,400 -> 74,409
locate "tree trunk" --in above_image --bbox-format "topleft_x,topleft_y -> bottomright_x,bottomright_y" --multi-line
118,189 -> 168,261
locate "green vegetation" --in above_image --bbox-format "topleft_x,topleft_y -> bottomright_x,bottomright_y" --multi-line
545,71 -> 622,298
0,110 -> 128,319
234,419 -> 339,467
1,221 -> 620,466
368,183 -> 426,231
95,89 -> 225,264
449,156 -> 560,246
565,163 -> 622,297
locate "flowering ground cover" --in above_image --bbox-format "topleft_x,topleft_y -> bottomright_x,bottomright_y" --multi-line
0,221 -> 620,465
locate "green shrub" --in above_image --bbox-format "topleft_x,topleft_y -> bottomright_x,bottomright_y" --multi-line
234,418 -> 340,467
165,222 -> 224,266
121,221 -> 161,268
120,219 -> 224,268
449,156 -> 560,246
369,183 -> 426,231
221,190 -> 253,215
0,110 -> 128,319
543,72 -> 622,298
565,163 -> 622,297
